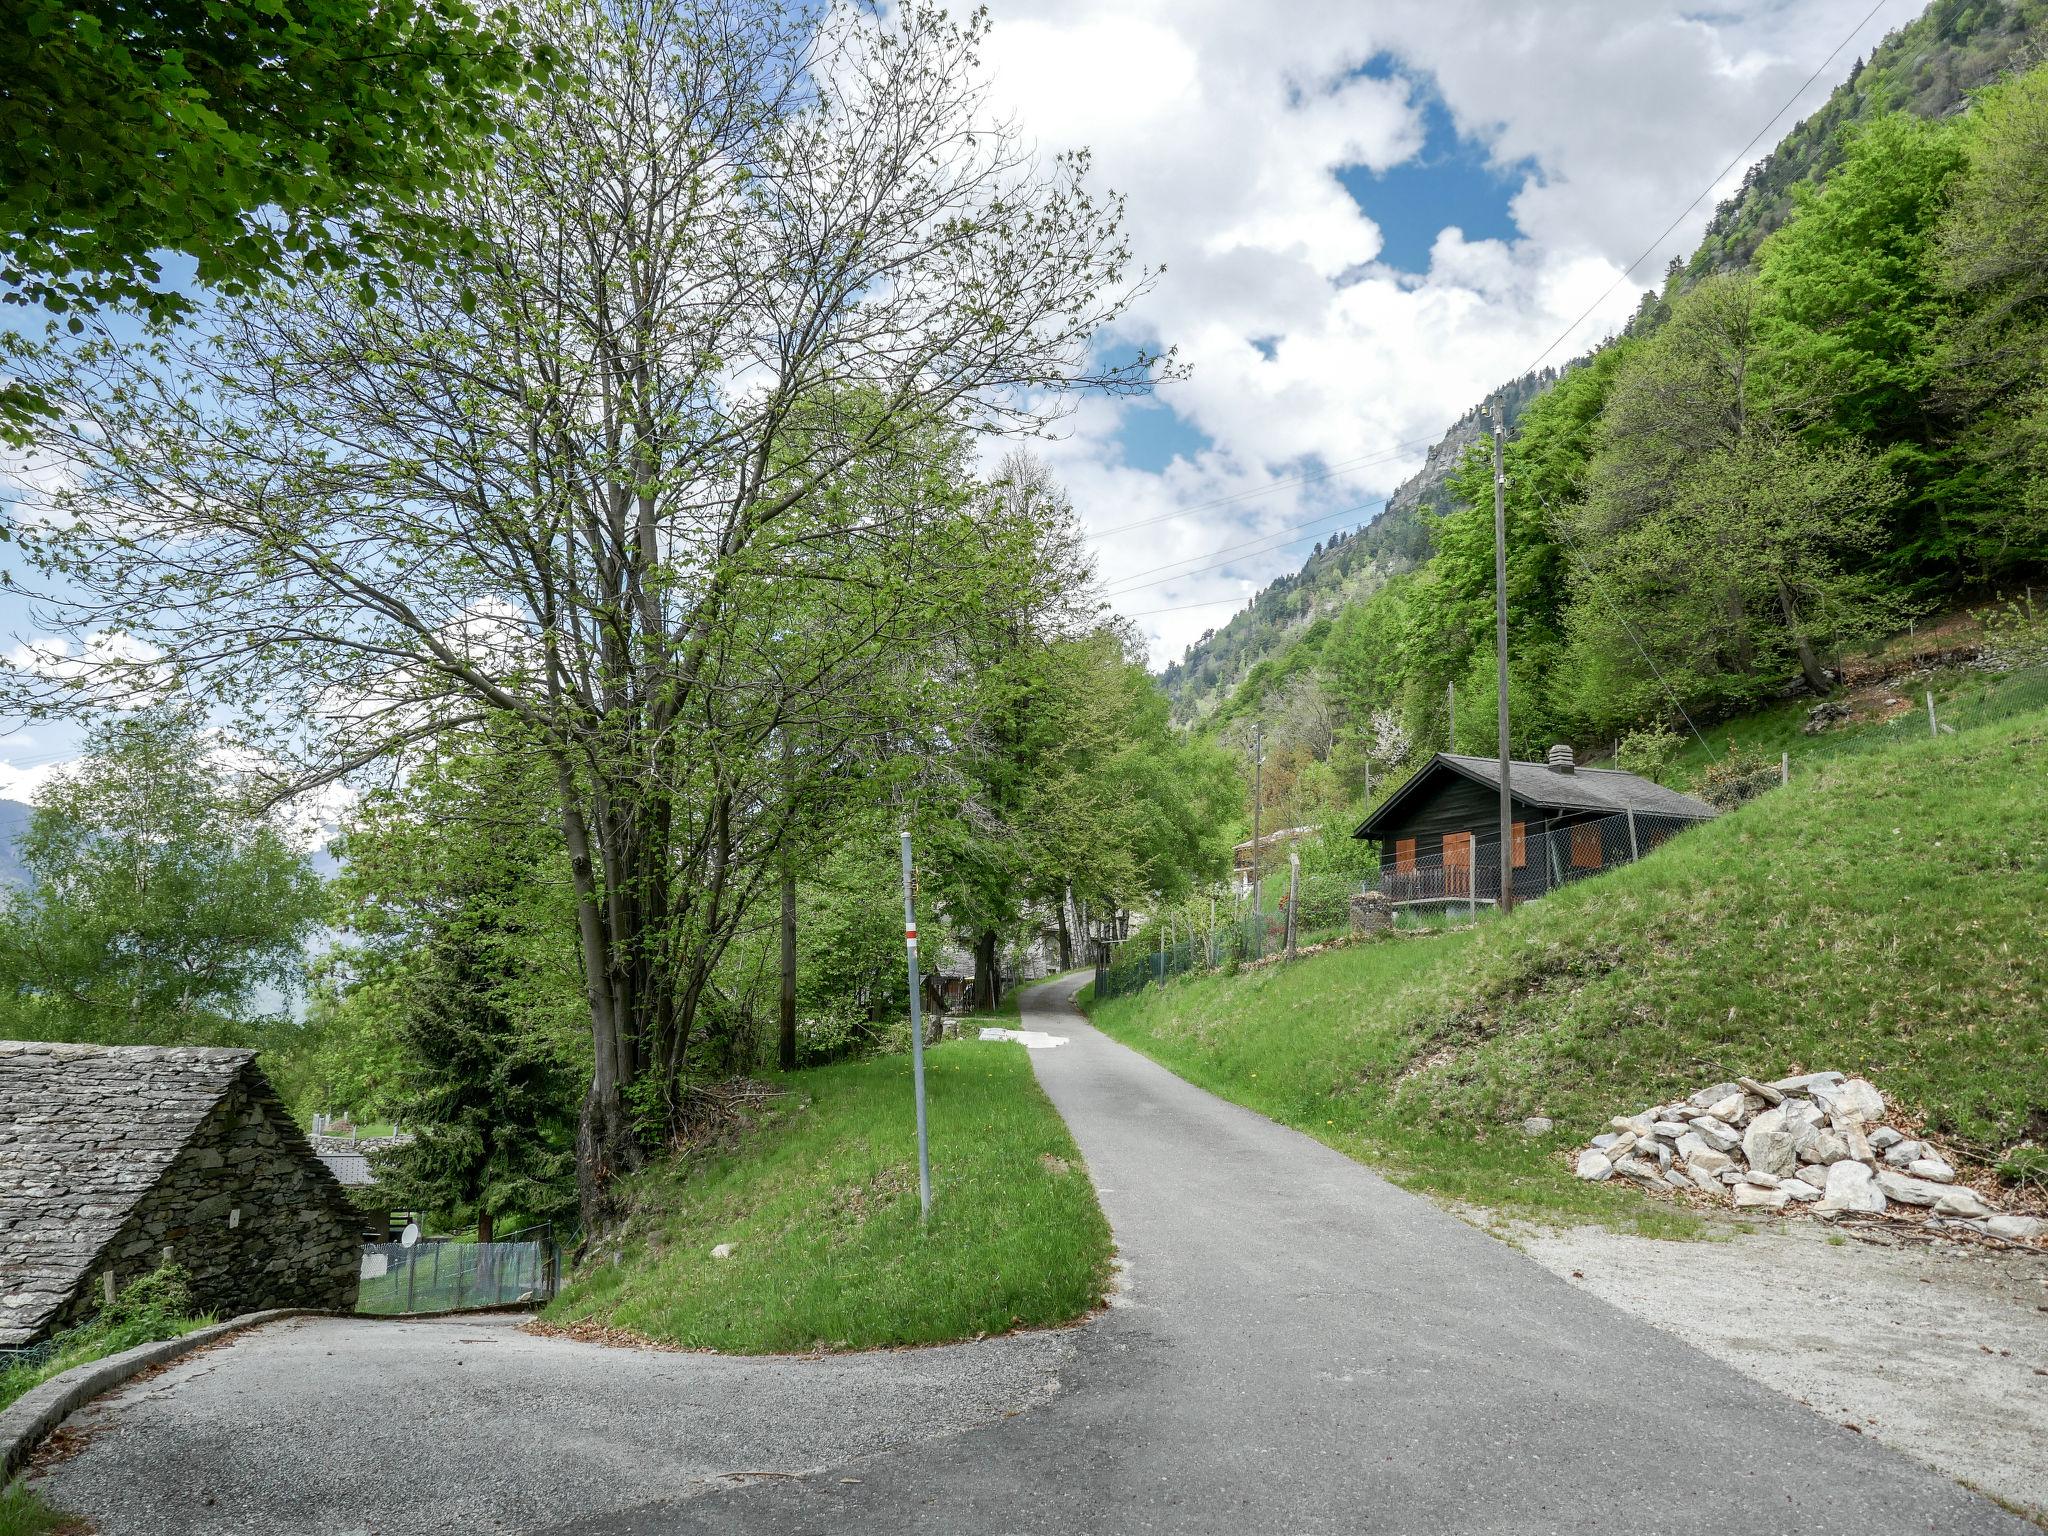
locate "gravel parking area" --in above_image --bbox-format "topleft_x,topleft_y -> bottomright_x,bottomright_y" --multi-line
1513,1218 -> 2048,1519
27,1311 -> 1075,1535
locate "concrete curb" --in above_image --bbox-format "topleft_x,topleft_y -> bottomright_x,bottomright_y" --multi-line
0,1308 -> 324,1483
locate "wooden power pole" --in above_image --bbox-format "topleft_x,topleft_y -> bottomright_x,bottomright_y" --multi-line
1491,408 -> 1515,914
1250,721 -> 1264,918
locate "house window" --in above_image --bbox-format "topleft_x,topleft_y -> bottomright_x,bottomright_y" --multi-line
1511,821 -> 1526,868
1395,837 -> 1416,874
1571,822 -> 1602,869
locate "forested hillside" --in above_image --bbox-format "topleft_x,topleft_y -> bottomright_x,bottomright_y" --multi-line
1165,0 -> 2048,739
1167,2 -> 2048,850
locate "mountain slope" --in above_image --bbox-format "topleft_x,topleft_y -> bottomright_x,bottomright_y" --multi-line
1092,698 -> 2048,1223
1160,0 -> 2048,726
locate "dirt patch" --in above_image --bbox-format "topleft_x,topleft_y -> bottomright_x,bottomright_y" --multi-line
1510,1216 -> 2048,1520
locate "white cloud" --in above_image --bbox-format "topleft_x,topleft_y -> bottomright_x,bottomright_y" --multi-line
963,0 -> 1902,661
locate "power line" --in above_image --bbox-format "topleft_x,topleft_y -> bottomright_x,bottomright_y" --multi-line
1084,434 -> 1439,542
1100,0 -> 1898,604
1101,495 -> 1388,596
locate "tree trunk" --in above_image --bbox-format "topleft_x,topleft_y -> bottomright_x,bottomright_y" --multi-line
972,930 -> 999,1012
778,866 -> 797,1071
1776,578 -> 1830,695
1057,885 -> 1074,971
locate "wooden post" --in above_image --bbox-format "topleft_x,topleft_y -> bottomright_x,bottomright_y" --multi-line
1780,752 -> 1789,787
1626,807 -> 1639,863
1447,681 -> 1456,751
1926,690 -> 1937,738
1285,848 -> 1301,958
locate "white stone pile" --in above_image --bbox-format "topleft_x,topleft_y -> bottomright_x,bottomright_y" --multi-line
1573,1071 -> 2046,1242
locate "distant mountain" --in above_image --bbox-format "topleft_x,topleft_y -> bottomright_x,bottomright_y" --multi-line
1160,0 -> 2048,726
0,801 -> 30,888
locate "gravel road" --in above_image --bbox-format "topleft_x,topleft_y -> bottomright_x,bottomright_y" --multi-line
1514,1217 -> 2048,1517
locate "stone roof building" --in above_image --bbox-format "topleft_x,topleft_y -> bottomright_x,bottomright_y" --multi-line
0,1043 -> 361,1347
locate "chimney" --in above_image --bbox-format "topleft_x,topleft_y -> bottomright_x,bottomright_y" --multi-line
1546,744 -> 1576,774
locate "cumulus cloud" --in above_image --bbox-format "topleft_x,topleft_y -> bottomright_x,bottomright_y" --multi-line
964,0 -> 1901,661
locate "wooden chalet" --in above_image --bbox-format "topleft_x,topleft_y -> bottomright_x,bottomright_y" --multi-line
1352,745 -> 1716,905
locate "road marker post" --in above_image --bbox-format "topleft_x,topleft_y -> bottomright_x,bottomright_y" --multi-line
899,829 -> 932,1222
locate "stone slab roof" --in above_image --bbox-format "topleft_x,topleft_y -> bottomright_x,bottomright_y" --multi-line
0,1042 -> 254,1347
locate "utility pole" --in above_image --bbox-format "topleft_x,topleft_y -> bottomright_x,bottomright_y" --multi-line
1447,681 -> 1456,751
898,830 -> 931,1221
1251,721 -> 1265,960
1250,721 -> 1264,916
1491,408 -> 1515,915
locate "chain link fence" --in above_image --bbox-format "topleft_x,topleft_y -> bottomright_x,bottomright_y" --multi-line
1094,808 -> 1709,1001
356,1223 -> 563,1315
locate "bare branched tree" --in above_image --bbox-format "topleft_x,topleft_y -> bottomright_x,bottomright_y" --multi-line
3,0 -> 1162,1229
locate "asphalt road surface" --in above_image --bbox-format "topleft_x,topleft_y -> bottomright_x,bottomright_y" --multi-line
545,973 -> 2032,1535
36,975 -> 2036,1534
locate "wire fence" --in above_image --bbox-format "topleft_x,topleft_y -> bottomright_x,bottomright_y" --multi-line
355,1224 -> 562,1315
1367,809 -> 1706,910
1094,808 -> 1710,1003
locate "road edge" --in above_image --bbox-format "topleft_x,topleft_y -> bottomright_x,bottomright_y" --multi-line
1,1308 -> 327,1482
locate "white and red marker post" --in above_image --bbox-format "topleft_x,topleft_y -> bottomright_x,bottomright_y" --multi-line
899,828 -> 932,1221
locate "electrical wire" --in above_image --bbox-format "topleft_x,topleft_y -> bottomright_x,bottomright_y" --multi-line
1097,0 -> 1898,601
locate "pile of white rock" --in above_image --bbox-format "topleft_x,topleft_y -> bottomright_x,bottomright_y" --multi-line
1573,1071 -> 2046,1242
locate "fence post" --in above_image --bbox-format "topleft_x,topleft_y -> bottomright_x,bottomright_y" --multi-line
1926,690 -> 1937,738
1626,807 -> 1639,863
1780,752 -> 1789,787
1285,849 -> 1300,959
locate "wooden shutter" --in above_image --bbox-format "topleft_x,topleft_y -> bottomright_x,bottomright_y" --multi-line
1443,832 -> 1473,897
1511,821 -> 1527,869
1571,822 -> 1602,869
1395,837 -> 1416,874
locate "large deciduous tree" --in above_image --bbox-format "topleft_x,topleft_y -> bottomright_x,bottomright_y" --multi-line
4,0 -> 1161,1232
1,0 -> 543,440
0,708 -> 325,1044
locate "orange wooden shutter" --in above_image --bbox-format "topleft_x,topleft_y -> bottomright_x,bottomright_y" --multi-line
1444,832 -> 1473,896
1511,821 -> 1526,868
1396,837 -> 1416,873
1571,822 -> 1602,868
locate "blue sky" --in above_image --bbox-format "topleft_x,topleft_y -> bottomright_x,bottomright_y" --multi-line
0,0 -> 1913,796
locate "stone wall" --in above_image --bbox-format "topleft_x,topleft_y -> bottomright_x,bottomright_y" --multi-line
53,1075 -> 360,1333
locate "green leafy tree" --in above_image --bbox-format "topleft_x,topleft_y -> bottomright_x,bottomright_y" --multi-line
1,0 -> 542,438
4,0 -> 1158,1234
1929,63 -> 2048,569
0,708 -> 324,1044
328,725 -> 585,1234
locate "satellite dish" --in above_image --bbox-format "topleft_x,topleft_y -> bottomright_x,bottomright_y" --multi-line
400,1222 -> 421,1248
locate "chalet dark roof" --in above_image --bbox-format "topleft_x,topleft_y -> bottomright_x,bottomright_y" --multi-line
1354,753 -> 1717,840
0,1043 -> 255,1347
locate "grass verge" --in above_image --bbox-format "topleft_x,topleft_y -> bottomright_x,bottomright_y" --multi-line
1091,705 -> 2048,1232
0,1483 -> 77,1536
544,1039 -> 1113,1352
0,1264 -> 209,1413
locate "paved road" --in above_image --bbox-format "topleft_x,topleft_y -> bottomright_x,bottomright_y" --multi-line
35,977 -> 2034,1534
32,1304 -> 1072,1533
545,974 -> 2032,1536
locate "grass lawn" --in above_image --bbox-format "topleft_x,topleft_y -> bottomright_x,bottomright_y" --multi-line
1090,704 -> 2048,1231
543,1039 -> 1114,1352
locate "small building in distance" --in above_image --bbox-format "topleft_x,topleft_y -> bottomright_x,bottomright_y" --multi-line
1352,745 -> 1716,906
1232,825 -> 1314,896
0,1043 -> 361,1347
311,1132 -> 413,1243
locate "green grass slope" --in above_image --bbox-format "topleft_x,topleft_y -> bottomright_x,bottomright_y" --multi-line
1093,704 -> 2048,1230
544,1040 -> 1113,1352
